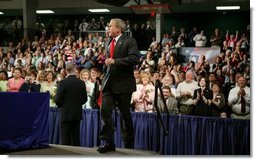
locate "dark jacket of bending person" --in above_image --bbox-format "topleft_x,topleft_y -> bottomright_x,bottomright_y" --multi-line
55,63 -> 87,146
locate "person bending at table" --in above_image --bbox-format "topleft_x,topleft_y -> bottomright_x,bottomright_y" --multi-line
55,63 -> 87,146
97,18 -> 140,153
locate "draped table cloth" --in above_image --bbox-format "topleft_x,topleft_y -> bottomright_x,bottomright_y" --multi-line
49,108 -> 250,155
0,92 -> 50,151
1,93 -> 249,154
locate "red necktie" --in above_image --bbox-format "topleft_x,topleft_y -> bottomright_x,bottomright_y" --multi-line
241,96 -> 246,113
110,38 -> 115,58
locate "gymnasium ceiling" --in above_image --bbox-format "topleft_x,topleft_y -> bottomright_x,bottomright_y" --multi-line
0,0 -> 250,16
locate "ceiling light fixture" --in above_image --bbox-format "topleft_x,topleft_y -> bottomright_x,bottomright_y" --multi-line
216,6 -> 240,10
36,10 -> 54,14
88,9 -> 110,13
0,12 -> 4,15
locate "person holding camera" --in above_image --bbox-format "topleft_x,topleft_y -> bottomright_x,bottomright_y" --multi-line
19,70 -> 41,92
211,83 -> 226,117
139,49 -> 155,73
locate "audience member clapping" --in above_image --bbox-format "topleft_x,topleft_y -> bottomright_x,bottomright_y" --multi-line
80,68 -> 94,109
176,70 -> 199,115
131,71 -> 155,113
228,76 -> 250,119
193,77 -> 213,116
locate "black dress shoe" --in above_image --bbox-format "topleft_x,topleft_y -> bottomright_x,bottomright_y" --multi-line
97,143 -> 116,153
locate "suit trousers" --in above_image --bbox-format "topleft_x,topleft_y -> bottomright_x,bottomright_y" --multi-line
100,85 -> 134,146
61,121 -> 81,146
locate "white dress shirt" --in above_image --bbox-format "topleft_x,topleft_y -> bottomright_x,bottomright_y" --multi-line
228,86 -> 250,115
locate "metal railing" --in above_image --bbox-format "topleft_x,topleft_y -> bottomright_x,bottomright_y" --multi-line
0,29 -> 133,46
72,30 -> 132,39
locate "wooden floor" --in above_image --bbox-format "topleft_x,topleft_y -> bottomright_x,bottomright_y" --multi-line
1,144 -> 159,156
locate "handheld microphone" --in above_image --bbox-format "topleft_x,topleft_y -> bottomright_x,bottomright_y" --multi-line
96,77 -> 102,85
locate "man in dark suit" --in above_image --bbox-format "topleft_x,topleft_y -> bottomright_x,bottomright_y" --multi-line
97,18 -> 140,153
55,63 -> 87,146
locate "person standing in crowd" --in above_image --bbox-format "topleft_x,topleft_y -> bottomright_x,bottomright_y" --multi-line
211,83 -> 226,117
131,71 -> 155,113
228,76 -> 250,119
98,18 -> 140,153
139,49 -> 155,73
19,70 -> 41,92
79,18 -> 88,38
157,85 -> 178,114
0,70 -> 8,92
176,70 -> 199,115
210,28 -> 222,48
193,77 -> 213,116
225,30 -> 238,51
79,68 -> 94,109
98,16 -> 107,30
55,63 -> 87,146
40,71 -> 57,107
193,30 -> 207,47
7,67 -> 25,92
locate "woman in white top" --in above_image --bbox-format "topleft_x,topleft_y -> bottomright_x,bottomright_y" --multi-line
131,71 -> 155,112
80,68 -> 94,109
41,71 -> 57,107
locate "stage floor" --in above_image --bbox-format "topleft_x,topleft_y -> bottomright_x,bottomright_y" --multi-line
2,144 -> 159,156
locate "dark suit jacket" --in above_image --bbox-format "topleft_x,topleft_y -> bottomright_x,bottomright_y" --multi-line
101,34 -> 140,94
55,75 -> 87,122
193,87 -> 213,116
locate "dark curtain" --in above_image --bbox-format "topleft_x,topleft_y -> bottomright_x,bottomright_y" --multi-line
0,92 -> 50,151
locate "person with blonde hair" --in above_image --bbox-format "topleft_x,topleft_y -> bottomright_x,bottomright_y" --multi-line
80,68 -> 94,109
131,71 -> 155,112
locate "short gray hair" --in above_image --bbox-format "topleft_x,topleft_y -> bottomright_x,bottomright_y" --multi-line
111,18 -> 126,33
66,63 -> 75,74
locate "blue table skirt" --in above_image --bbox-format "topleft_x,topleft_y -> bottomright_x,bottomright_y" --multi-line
0,93 -> 50,151
49,108 -> 250,155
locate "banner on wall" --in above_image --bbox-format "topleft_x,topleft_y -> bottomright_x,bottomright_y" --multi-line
177,47 -> 221,64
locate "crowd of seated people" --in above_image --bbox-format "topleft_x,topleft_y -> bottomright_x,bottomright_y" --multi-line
0,16 -> 250,120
